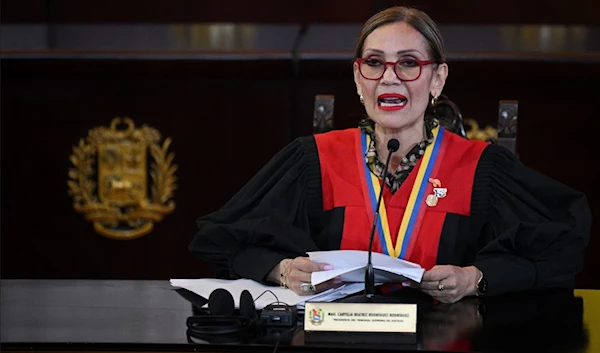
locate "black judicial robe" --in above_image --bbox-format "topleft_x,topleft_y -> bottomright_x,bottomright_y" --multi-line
189,128 -> 590,296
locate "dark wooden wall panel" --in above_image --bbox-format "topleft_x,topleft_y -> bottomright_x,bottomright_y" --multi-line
1,58 -> 598,290
2,0 -> 598,25
0,59 -> 293,279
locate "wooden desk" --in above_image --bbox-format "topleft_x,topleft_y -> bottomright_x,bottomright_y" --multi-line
1,280 -> 597,352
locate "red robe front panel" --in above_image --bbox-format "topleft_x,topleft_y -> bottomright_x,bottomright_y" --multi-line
315,128 -> 488,270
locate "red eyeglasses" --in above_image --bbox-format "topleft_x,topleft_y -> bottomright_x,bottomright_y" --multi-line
355,58 -> 435,81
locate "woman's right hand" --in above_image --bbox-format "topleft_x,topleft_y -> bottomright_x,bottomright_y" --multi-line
273,256 -> 340,296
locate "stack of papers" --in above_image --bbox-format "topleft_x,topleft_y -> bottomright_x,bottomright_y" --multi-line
308,250 -> 425,285
171,250 -> 425,310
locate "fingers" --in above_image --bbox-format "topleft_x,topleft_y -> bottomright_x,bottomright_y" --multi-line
406,283 -> 461,303
415,265 -> 475,304
422,265 -> 453,282
420,277 -> 457,291
295,257 -> 331,272
418,277 -> 461,304
286,256 -> 334,296
418,265 -> 458,291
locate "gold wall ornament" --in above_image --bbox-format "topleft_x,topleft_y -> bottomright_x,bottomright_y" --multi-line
68,117 -> 177,240
463,119 -> 498,142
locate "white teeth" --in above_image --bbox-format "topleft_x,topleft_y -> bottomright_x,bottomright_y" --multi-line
379,100 -> 407,107
378,97 -> 407,107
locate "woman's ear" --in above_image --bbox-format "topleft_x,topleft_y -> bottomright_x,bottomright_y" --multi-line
353,62 -> 363,97
430,63 -> 449,98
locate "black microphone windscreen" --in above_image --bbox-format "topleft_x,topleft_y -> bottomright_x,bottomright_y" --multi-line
208,288 -> 235,316
387,138 -> 400,152
239,289 -> 257,320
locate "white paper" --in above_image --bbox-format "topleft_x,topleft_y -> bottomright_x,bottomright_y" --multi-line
308,250 -> 425,285
169,278 -> 364,310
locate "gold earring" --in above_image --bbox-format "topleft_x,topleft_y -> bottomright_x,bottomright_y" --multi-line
431,95 -> 438,106
360,95 -> 364,105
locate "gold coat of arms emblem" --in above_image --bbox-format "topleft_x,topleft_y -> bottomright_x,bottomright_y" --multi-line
68,118 -> 177,240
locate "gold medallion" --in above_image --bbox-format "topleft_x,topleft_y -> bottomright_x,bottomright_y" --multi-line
425,194 -> 439,207
68,117 -> 177,240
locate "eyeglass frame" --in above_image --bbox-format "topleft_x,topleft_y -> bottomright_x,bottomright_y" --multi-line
355,58 -> 437,82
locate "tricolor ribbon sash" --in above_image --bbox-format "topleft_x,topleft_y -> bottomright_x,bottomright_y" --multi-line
359,126 -> 445,259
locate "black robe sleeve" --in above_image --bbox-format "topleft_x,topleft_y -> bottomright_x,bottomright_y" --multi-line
188,136 -> 323,283
471,144 -> 591,296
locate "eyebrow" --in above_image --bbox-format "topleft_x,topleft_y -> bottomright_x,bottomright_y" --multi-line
363,49 -> 424,56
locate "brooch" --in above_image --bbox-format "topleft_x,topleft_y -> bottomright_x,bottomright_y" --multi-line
425,178 -> 447,207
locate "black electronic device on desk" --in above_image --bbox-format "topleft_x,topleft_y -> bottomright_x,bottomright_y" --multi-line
184,288 -> 259,343
177,285 -> 301,347
261,302 -> 297,327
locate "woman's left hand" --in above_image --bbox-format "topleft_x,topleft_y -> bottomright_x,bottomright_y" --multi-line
410,265 -> 480,303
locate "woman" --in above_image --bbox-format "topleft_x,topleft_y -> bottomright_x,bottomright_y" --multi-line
189,6 -> 590,303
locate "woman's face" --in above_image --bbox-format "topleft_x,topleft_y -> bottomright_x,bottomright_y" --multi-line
354,21 -> 448,130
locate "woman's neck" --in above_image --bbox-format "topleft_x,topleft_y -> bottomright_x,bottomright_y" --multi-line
374,119 -> 424,171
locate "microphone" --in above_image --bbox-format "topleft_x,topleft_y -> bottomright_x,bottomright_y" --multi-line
365,138 -> 400,298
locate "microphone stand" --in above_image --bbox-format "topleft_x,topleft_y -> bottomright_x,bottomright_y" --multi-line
305,139 -> 429,345
339,139 -> 407,304
365,141 -> 396,298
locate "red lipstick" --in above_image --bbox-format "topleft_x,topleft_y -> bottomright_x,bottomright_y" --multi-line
377,93 -> 407,111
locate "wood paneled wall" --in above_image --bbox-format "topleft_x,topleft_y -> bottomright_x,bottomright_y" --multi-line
2,0 -> 599,25
1,58 -> 599,289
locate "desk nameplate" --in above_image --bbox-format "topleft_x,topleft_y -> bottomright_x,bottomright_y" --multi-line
304,302 -> 417,333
